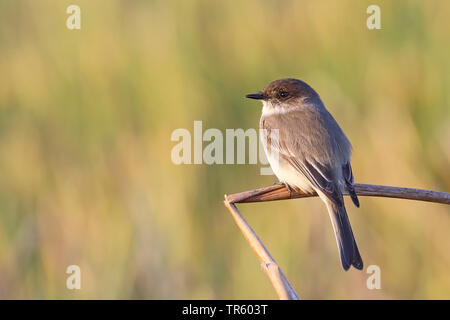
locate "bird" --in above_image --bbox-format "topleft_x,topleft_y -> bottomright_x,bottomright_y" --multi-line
246,78 -> 363,271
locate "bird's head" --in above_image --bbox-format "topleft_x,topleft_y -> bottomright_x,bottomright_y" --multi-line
246,78 -> 318,111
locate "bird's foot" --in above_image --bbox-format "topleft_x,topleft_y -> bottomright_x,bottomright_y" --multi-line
273,181 -> 294,198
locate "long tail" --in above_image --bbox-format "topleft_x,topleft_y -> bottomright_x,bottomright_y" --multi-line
323,197 -> 363,271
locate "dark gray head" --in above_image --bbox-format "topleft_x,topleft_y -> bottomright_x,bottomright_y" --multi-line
246,78 -> 319,107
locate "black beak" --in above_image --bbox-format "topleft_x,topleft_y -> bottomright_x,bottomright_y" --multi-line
245,93 -> 265,100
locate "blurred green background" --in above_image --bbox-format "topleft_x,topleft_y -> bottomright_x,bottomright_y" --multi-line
0,0 -> 449,299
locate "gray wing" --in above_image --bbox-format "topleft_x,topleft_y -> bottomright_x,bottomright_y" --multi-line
261,109 -> 351,205
342,161 -> 360,207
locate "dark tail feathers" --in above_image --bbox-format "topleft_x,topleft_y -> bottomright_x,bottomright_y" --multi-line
325,199 -> 363,271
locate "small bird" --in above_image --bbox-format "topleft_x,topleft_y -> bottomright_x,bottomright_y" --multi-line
246,78 -> 363,271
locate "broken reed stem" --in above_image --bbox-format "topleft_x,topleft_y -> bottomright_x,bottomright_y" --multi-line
224,183 -> 449,300
223,201 -> 300,300
226,183 -> 450,205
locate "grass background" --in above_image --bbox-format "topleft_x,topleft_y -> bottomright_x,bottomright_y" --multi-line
0,0 -> 449,299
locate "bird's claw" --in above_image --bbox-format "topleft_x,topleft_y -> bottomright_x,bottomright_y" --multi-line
273,181 -> 294,198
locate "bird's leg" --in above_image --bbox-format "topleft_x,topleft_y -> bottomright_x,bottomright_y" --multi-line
273,181 -> 294,198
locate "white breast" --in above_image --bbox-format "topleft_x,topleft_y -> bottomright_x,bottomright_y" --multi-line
266,151 -> 315,193
260,104 -> 315,193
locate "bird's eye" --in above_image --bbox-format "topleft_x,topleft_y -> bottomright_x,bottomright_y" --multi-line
280,91 -> 289,98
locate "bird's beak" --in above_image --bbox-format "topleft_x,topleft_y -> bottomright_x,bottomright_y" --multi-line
245,92 -> 265,100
